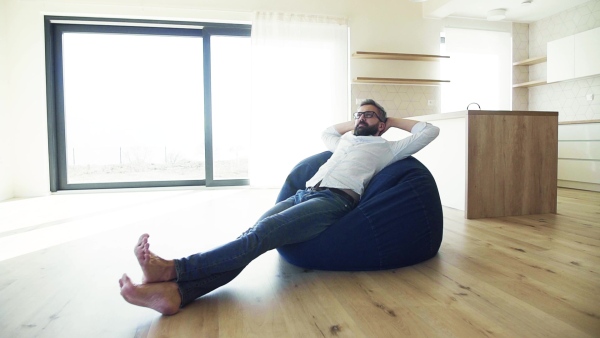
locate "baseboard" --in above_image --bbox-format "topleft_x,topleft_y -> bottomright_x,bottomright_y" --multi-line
557,180 -> 600,192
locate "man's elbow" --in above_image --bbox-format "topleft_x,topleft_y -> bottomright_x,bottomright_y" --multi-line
427,124 -> 441,139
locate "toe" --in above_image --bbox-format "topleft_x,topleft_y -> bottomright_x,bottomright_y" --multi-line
136,234 -> 149,247
119,274 -> 129,289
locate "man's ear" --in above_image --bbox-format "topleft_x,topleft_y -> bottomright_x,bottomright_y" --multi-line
378,122 -> 386,135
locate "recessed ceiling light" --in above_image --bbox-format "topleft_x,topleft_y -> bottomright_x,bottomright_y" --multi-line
487,9 -> 506,21
521,0 -> 533,5
410,0 -> 427,2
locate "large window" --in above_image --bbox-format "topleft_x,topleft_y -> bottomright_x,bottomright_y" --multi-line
45,17 -> 251,191
209,36 -> 252,181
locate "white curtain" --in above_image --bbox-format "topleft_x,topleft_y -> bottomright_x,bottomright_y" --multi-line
250,12 -> 348,187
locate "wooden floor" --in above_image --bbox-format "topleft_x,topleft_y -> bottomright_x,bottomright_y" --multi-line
0,187 -> 598,337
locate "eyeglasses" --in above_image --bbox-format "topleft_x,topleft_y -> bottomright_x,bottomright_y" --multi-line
354,111 -> 384,122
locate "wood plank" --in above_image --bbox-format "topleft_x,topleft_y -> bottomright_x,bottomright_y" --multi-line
324,271 -> 442,336
512,79 -> 547,88
513,56 -> 547,66
414,260 -> 589,337
274,270 -> 364,337
559,119 -> 600,125
443,218 -> 600,291
354,77 -> 450,85
438,230 -> 599,336
352,51 -> 449,61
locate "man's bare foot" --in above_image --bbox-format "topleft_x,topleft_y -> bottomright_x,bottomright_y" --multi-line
119,274 -> 181,315
134,234 -> 177,283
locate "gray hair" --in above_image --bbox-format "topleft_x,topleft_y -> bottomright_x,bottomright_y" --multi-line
359,99 -> 387,122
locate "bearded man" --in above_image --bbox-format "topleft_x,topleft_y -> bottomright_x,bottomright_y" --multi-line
119,99 -> 440,315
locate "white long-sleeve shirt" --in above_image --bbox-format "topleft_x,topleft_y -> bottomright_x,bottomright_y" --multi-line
305,121 -> 440,197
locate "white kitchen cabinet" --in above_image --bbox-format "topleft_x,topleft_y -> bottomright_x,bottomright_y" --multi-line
557,121 -> 600,192
547,35 -> 574,83
575,27 -> 600,79
547,27 -> 600,83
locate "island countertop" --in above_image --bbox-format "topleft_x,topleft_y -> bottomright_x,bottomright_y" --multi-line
409,109 -> 558,122
404,110 -> 558,219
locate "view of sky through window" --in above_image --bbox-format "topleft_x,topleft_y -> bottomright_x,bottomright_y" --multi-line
61,32 -> 251,184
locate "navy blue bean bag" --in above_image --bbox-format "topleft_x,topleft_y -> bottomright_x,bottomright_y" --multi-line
276,151 -> 443,271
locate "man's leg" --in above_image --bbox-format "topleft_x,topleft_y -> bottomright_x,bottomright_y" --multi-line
119,274 -> 181,315
130,193 -> 302,284
128,190 -> 299,285
119,195 -> 299,313
119,267 -> 246,313
175,189 -> 352,282
177,267 -> 245,307
121,235 -> 244,314
119,190 -> 352,312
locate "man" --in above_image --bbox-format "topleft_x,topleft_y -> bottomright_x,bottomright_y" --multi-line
119,99 -> 440,315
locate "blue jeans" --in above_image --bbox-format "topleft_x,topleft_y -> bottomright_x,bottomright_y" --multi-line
174,188 -> 355,306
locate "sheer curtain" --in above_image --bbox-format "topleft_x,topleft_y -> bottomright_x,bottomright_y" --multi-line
250,12 -> 348,187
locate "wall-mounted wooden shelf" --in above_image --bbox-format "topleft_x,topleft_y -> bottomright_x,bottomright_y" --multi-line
353,51 -> 449,61
352,51 -> 449,85
512,56 -> 547,88
512,79 -> 547,88
354,77 -> 450,86
513,56 -> 547,66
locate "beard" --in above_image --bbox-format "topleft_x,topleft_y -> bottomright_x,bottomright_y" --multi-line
354,122 -> 379,136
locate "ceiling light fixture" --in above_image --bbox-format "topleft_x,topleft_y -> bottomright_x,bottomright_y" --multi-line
521,0 -> 533,5
410,0 -> 427,3
487,9 -> 506,21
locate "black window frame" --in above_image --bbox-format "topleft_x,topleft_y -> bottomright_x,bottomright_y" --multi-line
44,16 -> 251,191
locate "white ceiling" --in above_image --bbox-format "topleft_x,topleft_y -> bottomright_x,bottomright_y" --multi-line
422,0 -> 592,23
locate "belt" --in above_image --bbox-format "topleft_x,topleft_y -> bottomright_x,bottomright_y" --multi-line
307,186 -> 357,207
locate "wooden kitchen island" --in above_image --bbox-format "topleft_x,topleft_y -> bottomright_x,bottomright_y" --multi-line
406,110 -> 558,219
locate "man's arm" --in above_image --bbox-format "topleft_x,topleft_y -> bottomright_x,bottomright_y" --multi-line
382,117 -> 419,134
332,120 -> 355,135
330,117 -> 421,139
319,121 -> 355,152
386,119 -> 440,163
320,124 -> 347,152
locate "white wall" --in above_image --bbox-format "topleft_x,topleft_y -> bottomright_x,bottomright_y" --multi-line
0,0 -> 512,200
351,16 -> 511,118
0,0 -> 14,201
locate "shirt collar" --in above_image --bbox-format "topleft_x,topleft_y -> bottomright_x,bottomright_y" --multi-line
342,132 -> 385,143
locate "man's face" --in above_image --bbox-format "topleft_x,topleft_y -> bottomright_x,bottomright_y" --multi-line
354,105 -> 384,136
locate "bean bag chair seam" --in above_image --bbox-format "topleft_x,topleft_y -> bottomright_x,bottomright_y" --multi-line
405,177 -> 434,255
354,205 -> 384,269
